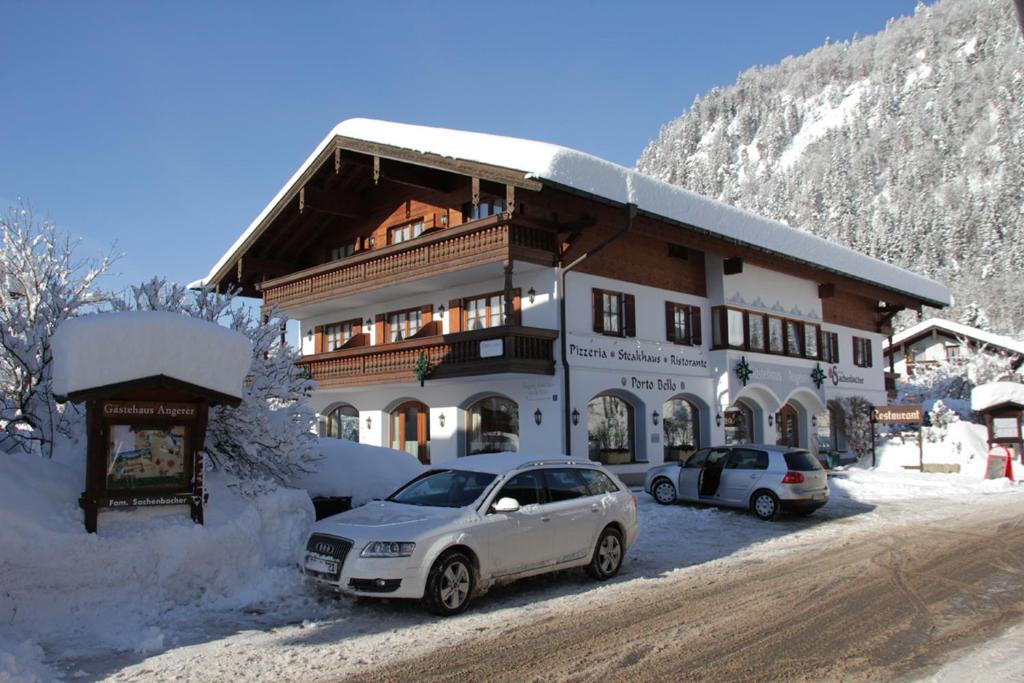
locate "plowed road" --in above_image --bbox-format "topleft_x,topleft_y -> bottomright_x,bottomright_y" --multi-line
345,496 -> 1024,682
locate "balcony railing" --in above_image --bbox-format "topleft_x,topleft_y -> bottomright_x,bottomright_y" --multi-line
260,215 -> 556,311
297,325 -> 558,388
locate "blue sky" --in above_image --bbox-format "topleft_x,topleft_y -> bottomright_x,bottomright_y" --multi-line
2,1 -> 923,292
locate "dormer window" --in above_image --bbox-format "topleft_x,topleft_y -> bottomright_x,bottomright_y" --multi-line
329,242 -> 355,261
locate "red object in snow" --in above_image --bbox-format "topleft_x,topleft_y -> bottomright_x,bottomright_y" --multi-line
1004,451 -> 1015,481
985,446 -> 1015,481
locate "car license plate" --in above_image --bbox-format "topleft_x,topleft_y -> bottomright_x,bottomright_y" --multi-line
305,554 -> 339,575
813,493 -> 826,501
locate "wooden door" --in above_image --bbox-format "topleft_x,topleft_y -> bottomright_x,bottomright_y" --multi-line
391,401 -> 430,464
777,404 -> 799,448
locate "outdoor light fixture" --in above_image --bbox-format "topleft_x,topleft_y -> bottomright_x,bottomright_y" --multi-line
768,414 -> 774,427
528,287 -> 536,304
811,415 -> 818,427
365,319 -> 372,327
438,304 -> 446,317
534,408 -> 542,426
652,411 -> 660,426
439,413 -> 446,428
571,408 -> 580,426
365,415 -> 372,430
715,413 -> 722,428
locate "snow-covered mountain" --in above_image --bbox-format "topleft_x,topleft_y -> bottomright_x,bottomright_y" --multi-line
637,0 -> 1024,336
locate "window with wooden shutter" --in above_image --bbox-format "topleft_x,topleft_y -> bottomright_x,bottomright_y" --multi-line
690,306 -> 702,346
665,302 -> 677,343
623,294 -> 636,338
592,289 -> 604,334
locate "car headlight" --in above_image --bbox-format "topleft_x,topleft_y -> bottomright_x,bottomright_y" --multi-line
360,541 -> 416,558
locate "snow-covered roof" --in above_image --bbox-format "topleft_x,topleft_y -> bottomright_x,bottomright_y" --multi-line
52,312 -> 252,400
194,118 -> 950,307
971,381 -> 1024,412
884,318 -> 1024,356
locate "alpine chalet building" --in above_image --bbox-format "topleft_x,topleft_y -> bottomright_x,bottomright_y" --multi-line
194,119 -> 950,483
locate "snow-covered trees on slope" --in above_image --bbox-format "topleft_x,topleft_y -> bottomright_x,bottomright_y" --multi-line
898,339 -> 1019,408
113,278 -> 317,488
0,204 -> 113,457
637,0 -> 1024,336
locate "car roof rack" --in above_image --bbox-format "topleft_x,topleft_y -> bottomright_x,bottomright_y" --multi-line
517,459 -> 597,469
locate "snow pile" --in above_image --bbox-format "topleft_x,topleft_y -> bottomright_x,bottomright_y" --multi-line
0,449 -> 314,666
288,438 -> 424,506
51,311 -> 252,400
0,637 -> 61,683
196,119 -> 949,307
971,381 -> 1024,412
869,420 -> 1020,481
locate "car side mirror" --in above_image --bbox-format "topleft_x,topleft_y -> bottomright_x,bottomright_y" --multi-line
492,497 -> 521,514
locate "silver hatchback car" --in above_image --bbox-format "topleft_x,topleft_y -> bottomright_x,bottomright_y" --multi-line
643,444 -> 828,520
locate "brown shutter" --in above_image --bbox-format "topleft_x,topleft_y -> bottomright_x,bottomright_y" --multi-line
313,326 -> 323,354
421,304 -> 433,325
353,319 -> 362,336
866,338 -> 873,367
832,333 -> 840,363
623,294 -> 636,338
375,313 -> 386,345
665,302 -> 676,343
690,306 -> 702,346
512,288 -> 522,326
592,289 -> 604,334
448,298 -> 462,333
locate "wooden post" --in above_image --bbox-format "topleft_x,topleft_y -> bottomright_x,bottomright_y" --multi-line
503,261 -> 514,326
870,415 -> 877,469
918,423 -> 924,471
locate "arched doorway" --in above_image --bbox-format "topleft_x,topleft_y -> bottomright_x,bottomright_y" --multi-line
587,393 -> 636,465
777,404 -> 799,447
465,395 -> 519,455
662,397 -> 700,462
724,401 -> 755,445
320,403 -> 359,442
390,400 -> 430,464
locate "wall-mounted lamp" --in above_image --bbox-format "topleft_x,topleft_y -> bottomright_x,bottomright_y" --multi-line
534,408 -> 543,426
527,287 -> 536,304
652,411 -> 660,426
438,413 -> 446,428
365,415 -> 372,430
438,304 -> 446,317
306,328 -> 313,340
715,413 -> 722,428
811,415 -> 818,428
571,408 -> 580,426
365,318 -> 372,327
767,414 -> 774,428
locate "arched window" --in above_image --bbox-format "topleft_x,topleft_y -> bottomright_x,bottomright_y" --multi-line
320,404 -> 359,442
587,394 -> 635,464
663,398 -> 700,462
724,401 -> 754,445
465,396 -> 519,455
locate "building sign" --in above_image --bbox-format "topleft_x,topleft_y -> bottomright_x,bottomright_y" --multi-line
567,334 -> 709,375
992,417 -> 1020,440
872,405 -> 923,424
479,339 -> 504,359
829,366 -> 865,386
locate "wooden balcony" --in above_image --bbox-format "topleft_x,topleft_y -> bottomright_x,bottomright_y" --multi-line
259,215 -> 556,312
297,325 -> 559,388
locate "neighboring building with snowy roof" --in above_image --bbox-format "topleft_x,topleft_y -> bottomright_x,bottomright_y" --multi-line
195,119 -> 949,482
883,318 -> 1024,379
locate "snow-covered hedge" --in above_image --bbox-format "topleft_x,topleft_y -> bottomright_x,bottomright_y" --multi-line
288,438 -> 425,506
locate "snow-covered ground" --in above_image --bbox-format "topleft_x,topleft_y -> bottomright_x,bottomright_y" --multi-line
3,451 -> 1019,682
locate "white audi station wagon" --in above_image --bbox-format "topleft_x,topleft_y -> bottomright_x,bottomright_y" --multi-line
302,453 -> 639,615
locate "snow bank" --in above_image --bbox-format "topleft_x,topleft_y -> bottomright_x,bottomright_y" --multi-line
51,311 -> 252,400
869,420 -> 1020,481
0,449 -> 314,666
288,438 -> 425,506
196,119 -> 950,307
971,381 -> 1024,412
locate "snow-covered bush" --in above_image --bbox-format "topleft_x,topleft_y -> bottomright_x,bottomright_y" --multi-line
0,203 -> 113,457
925,399 -> 958,443
833,396 -> 873,460
113,278 -> 317,488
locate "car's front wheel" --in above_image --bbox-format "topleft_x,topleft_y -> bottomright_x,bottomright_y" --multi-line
586,526 -> 624,580
651,478 -> 677,505
751,490 -> 780,521
423,551 -> 475,616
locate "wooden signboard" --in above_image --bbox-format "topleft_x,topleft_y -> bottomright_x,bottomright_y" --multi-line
81,398 -> 210,533
872,405 -> 923,424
